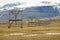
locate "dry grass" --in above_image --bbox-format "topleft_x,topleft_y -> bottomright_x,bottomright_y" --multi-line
0,21 -> 60,40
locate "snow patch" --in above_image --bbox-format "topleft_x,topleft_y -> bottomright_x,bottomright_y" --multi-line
46,33 -> 60,35
1,33 -> 38,37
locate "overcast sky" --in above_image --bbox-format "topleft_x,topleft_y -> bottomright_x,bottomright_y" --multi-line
0,0 -> 60,8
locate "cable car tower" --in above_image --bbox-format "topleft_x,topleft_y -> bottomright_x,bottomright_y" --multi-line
8,8 -> 23,28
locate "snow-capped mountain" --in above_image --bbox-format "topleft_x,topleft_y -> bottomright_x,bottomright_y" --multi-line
0,1 -> 60,23
0,2 -> 21,11
0,1 -> 60,11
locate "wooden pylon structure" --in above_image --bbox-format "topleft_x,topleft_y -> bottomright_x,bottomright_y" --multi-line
8,9 -> 23,28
